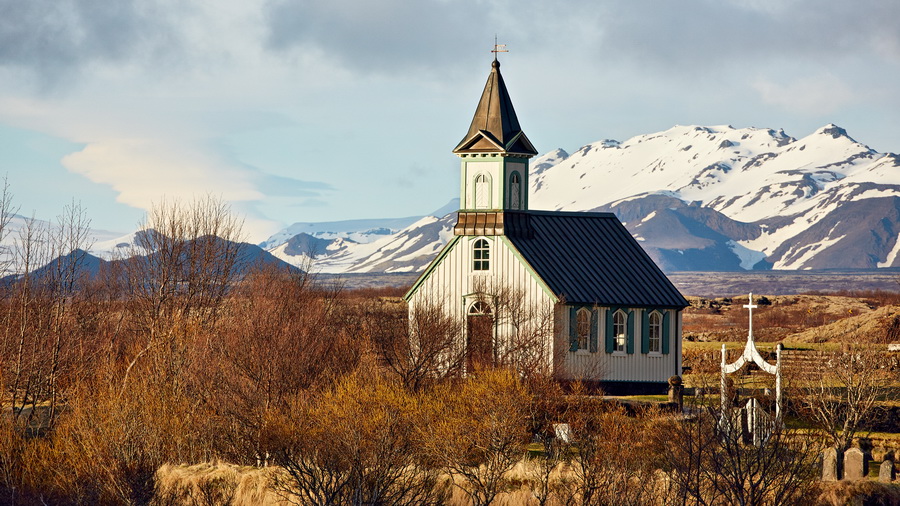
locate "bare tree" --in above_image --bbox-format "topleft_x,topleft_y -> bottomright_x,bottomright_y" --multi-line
656,394 -> 820,506
793,346 -> 898,454
208,263 -> 359,464
469,277 -> 555,376
116,195 -> 244,391
2,202 -> 90,429
420,368 -> 531,506
268,371 -> 449,506
44,200 -> 93,420
365,296 -> 466,392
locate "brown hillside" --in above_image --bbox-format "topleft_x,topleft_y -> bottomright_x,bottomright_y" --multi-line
683,294 -> 900,343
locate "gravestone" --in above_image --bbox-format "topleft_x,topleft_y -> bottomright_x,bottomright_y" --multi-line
553,423 -> 572,444
822,447 -> 839,481
843,447 -> 868,480
879,459 -> 896,483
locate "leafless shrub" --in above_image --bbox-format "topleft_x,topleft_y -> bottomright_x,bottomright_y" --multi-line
792,346 -> 899,454
654,394 -> 820,506
419,368 -> 531,506
364,296 -> 465,392
267,371 -> 449,506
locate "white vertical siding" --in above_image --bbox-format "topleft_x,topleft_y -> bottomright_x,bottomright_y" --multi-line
408,236 -> 557,372
558,307 -> 681,383
409,237 -> 683,383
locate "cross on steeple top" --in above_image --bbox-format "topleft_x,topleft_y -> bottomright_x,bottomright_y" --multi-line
492,35 -> 508,60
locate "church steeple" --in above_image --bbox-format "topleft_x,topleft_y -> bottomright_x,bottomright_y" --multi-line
453,59 -> 538,156
453,56 -> 537,225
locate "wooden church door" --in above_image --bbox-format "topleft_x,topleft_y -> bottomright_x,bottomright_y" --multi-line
467,301 -> 493,370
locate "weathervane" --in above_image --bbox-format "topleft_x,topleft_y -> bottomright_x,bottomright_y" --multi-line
492,35 -> 508,60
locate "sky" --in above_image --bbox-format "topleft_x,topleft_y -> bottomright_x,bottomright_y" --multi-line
2,0 -> 900,243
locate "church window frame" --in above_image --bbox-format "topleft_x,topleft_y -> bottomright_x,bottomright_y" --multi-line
575,307 -> 591,352
472,238 -> 490,271
613,309 -> 627,353
509,171 -> 521,210
648,311 -> 662,354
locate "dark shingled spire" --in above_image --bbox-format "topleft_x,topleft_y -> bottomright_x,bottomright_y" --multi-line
453,59 -> 538,156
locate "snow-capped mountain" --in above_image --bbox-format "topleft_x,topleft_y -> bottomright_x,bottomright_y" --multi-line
265,124 -> 900,273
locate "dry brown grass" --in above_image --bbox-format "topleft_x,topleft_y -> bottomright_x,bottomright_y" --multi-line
810,479 -> 900,506
789,305 -> 900,344
683,294 -> 888,343
153,462 -> 291,506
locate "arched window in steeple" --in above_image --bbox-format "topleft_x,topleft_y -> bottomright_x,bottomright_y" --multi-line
474,173 -> 491,209
509,171 -> 521,210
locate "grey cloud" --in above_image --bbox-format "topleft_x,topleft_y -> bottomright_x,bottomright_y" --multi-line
0,0 -> 184,87
262,0 -> 564,76
598,0 -> 900,70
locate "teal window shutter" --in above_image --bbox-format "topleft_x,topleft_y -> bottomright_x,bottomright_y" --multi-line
662,310 -> 671,355
605,308 -> 614,353
641,309 -> 650,354
589,308 -> 599,353
626,310 -> 635,354
569,306 -> 578,352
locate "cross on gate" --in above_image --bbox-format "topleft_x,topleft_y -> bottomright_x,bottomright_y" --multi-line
744,292 -> 758,338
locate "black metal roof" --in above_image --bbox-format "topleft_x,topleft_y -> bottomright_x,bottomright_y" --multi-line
504,211 -> 688,308
453,59 -> 538,156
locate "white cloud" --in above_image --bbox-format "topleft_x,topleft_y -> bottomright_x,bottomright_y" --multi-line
61,139 -> 262,206
752,74 -> 855,116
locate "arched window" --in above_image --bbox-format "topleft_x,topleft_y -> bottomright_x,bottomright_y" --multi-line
474,173 -> 491,209
613,310 -> 627,352
576,308 -> 591,351
509,172 -> 521,210
467,301 -> 493,369
648,311 -> 662,353
473,238 -> 490,271
469,301 -> 491,316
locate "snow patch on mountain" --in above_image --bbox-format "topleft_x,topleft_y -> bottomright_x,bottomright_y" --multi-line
727,241 -> 767,270
878,235 -> 900,268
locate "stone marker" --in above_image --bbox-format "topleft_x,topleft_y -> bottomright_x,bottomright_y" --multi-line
822,447 -> 839,481
843,447 -> 868,480
553,423 -> 572,444
668,375 -> 684,412
880,459 -> 896,483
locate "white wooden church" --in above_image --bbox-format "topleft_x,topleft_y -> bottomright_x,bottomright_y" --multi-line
404,56 -> 688,394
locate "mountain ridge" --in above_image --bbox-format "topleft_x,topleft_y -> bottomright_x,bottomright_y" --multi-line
262,123 -> 900,273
